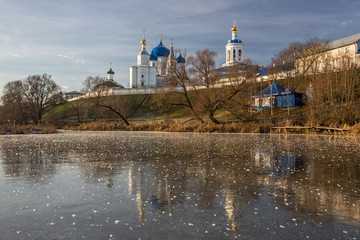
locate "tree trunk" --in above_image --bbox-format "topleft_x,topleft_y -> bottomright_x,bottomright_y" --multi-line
208,112 -> 219,124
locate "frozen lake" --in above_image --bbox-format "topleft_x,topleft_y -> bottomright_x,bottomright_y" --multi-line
0,131 -> 359,239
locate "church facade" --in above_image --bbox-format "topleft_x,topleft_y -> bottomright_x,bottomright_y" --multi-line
129,33 -> 185,88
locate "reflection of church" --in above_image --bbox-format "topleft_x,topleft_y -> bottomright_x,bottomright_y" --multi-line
129,33 -> 185,88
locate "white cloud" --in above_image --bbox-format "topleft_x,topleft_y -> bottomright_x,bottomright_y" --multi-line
8,52 -> 19,57
58,53 -> 85,64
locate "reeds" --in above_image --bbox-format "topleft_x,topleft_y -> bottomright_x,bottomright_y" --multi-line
64,120 -> 273,134
0,124 -> 58,134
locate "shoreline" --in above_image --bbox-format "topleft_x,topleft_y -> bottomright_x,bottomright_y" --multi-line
1,121 -> 359,136
62,120 -> 359,136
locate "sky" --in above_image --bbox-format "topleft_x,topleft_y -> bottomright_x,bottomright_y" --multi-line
0,0 -> 359,92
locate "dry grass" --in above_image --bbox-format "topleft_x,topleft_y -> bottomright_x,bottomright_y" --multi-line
64,120 -> 273,134
64,121 -> 124,131
0,124 -> 58,134
62,119 -> 360,135
349,123 -> 360,136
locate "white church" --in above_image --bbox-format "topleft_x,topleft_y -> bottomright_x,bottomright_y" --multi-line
102,22 -> 243,90
128,33 -> 185,88
222,21 -> 244,67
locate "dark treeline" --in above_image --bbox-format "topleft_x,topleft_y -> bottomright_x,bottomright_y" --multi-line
0,74 -> 61,125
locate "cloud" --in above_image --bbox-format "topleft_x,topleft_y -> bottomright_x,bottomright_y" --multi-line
61,85 -> 70,90
58,53 -> 85,64
8,52 -> 19,57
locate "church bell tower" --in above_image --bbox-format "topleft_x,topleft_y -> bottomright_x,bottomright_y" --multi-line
222,21 -> 244,67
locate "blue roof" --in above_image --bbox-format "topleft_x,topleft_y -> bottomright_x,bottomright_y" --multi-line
230,39 -> 242,43
281,62 -> 295,71
153,41 -> 170,57
253,80 -> 286,97
176,53 -> 185,63
149,49 -> 157,60
257,68 -> 267,76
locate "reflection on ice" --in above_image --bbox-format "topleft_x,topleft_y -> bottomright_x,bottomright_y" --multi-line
0,132 -> 359,239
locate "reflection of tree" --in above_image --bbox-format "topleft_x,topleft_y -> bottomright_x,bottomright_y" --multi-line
254,135 -> 360,225
66,151 -> 121,187
124,133 -> 261,229
0,137 -> 62,182
1,132 -> 359,231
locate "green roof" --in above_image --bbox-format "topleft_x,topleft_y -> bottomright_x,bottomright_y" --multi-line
107,68 -> 115,74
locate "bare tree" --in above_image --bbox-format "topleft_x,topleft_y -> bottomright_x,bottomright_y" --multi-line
82,76 -> 130,126
187,50 -> 254,124
223,59 -> 259,120
163,51 -> 205,123
164,49 -> 256,124
307,56 -> 360,126
68,99 -> 91,123
1,74 -> 60,124
271,38 -> 329,90
1,80 -> 31,124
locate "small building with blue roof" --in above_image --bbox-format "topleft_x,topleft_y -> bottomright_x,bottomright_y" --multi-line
252,80 -> 303,110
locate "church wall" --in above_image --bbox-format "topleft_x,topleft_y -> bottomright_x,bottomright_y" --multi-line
149,67 -> 156,86
129,67 -> 138,88
157,57 -> 167,75
137,54 -> 149,66
137,66 -> 147,88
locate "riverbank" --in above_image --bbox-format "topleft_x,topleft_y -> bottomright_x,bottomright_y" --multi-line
0,124 -> 58,134
63,120 -> 360,135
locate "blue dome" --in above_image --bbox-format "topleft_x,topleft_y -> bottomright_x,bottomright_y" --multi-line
230,39 -> 242,43
149,49 -> 158,61
176,53 -> 185,63
153,41 -> 170,57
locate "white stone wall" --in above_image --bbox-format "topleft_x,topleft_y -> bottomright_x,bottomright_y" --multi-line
129,67 -> 138,88
223,43 -> 244,67
157,56 -> 167,75
137,53 -> 150,66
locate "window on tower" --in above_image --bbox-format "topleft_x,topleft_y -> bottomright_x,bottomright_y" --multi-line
239,49 -> 242,61
227,50 -> 230,61
233,49 -> 236,61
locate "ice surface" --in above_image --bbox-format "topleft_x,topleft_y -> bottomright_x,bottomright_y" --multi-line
0,132 -> 359,239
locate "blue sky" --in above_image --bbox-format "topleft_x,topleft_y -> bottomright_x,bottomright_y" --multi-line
0,0 -> 359,92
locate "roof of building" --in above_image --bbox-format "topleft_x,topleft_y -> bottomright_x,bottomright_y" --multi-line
230,39 -> 242,44
107,68 -> 115,74
138,49 -> 149,55
253,80 -> 286,97
100,80 -> 124,89
153,40 -> 170,57
257,68 -> 268,77
149,49 -> 158,61
328,33 -> 360,50
176,53 -> 185,63
64,91 -> 82,95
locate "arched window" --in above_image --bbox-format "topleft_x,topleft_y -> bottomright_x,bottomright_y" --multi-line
233,49 -> 236,60
227,50 -> 230,61
238,49 -> 242,61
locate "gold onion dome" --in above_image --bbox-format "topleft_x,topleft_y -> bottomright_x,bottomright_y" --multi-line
231,24 -> 238,32
140,30 -> 147,45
